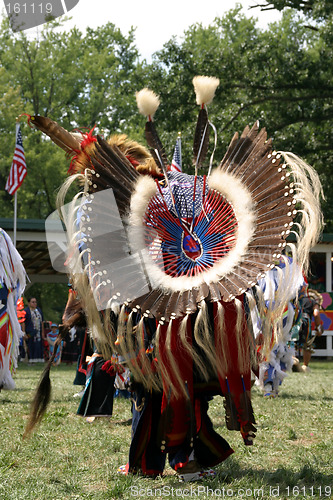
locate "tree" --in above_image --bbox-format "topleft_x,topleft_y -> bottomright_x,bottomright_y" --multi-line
0,17 -> 144,320
0,17 -> 141,218
1,7 -> 332,228
24,283 -> 69,324
250,0 -> 333,20
0,66 -> 26,213
143,6 -> 333,228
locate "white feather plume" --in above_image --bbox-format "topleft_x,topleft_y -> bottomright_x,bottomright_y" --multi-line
279,151 -> 324,276
193,76 -> 220,106
136,88 -> 160,118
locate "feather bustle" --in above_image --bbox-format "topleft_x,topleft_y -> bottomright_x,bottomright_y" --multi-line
256,215 -> 293,229
197,282 -> 210,303
216,281 -> 232,301
219,132 -> 239,167
145,121 -> 168,170
220,123 -> 273,182
30,115 -> 80,154
132,289 -> 162,316
256,195 -> 294,215
96,137 -> 139,182
239,150 -> 277,186
207,282 -> 222,302
236,154 -> 273,188
219,276 -> 241,298
165,292 -> 182,319
90,156 -> 133,196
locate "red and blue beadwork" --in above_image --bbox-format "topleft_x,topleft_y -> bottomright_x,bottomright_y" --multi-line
143,172 -> 238,278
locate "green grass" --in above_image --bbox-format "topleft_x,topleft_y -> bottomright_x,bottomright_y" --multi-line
1,361 -> 333,499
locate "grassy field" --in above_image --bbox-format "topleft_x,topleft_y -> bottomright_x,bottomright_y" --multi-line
0,360 -> 332,500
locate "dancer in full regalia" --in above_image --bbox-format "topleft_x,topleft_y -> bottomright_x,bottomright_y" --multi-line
0,228 -> 26,390
25,76 -> 322,480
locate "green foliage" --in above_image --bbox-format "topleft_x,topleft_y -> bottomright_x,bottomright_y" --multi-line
1,9 -> 332,225
251,0 -> 333,20
0,7 -> 331,323
146,7 -> 333,228
0,16 -> 141,218
24,282 -> 69,323
0,66 -> 26,216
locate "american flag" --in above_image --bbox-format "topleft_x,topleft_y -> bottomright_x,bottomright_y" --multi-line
170,134 -> 182,172
5,124 -> 27,196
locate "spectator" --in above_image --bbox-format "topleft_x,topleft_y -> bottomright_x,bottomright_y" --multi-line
298,289 -> 324,372
22,297 -> 45,363
47,323 -> 63,366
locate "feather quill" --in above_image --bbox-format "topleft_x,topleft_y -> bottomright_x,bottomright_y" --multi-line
192,76 -> 219,170
145,121 -> 169,169
30,115 -> 80,154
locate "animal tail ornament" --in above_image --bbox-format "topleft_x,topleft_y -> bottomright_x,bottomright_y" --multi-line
24,287 -> 86,437
26,76 -> 323,437
23,323 -> 69,438
192,75 -> 219,173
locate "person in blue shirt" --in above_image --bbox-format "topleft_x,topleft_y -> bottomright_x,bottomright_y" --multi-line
22,297 -> 45,363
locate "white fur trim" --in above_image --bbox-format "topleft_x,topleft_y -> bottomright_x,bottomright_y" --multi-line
192,76 -> 220,106
129,169 -> 256,293
129,176 -> 157,226
136,88 -> 160,118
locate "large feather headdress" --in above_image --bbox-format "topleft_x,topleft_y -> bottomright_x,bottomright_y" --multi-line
30,75 -> 323,392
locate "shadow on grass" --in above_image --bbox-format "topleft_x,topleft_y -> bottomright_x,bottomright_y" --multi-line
278,393 -> 333,401
104,458 -> 333,499
17,362 -> 76,371
47,477 -> 84,497
0,395 -> 73,406
0,399 -> 33,405
112,418 -> 132,426
214,456 -> 333,488
2,387 -> 32,392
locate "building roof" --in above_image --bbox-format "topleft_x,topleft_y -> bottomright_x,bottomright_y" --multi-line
1,218 -> 333,284
0,218 -> 66,284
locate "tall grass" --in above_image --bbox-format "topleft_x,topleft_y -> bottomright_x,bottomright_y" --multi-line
0,361 -> 332,499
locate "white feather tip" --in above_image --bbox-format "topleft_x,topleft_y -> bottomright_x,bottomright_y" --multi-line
136,88 -> 160,118
192,76 -> 220,106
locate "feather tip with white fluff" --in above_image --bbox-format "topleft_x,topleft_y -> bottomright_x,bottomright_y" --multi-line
136,88 -> 160,119
193,76 -> 220,106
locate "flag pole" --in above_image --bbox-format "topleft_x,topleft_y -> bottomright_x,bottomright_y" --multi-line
5,118 -> 27,246
13,191 -> 17,247
178,131 -> 182,169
